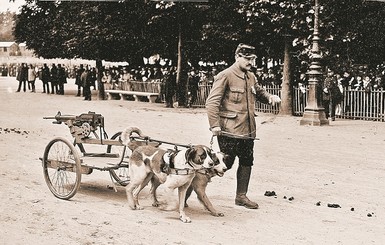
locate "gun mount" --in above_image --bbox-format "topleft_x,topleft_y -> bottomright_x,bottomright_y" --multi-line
44,111 -> 107,142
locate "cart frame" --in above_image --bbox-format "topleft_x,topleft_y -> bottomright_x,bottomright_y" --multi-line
42,111 -> 139,199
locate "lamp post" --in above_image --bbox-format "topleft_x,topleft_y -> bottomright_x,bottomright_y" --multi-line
300,0 -> 329,126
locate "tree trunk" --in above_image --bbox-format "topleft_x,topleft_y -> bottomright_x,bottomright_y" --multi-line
96,59 -> 105,100
176,7 -> 187,107
279,38 -> 293,115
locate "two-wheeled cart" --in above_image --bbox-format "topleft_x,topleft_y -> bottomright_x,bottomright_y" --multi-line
42,111 -> 196,200
41,111 -> 152,200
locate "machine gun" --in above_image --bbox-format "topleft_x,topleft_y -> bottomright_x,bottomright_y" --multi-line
44,111 -> 107,140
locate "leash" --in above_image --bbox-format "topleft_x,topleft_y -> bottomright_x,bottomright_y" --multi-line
220,131 -> 259,140
209,113 -> 279,150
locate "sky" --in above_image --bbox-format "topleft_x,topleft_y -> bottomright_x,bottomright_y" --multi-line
1,0 -> 26,13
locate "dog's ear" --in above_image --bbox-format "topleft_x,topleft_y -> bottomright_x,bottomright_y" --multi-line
186,146 -> 207,164
185,147 -> 196,162
222,153 -> 232,167
207,150 -> 219,166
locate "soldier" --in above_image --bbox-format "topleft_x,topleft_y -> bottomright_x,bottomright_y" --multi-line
206,43 -> 281,209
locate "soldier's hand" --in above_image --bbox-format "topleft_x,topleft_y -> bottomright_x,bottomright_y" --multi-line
269,95 -> 281,106
211,126 -> 222,136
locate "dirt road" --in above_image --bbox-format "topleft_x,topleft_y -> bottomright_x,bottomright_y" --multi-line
1,77 -> 384,244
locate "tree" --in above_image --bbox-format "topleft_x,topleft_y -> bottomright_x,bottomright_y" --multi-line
321,0 -> 385,70
145,1 -> 210,106
0,11 -> 16,41
13,0 -> 385,106
15,1 -> 149,63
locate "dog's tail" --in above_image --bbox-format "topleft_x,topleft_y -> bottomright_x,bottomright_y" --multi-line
120,127 -> 147,146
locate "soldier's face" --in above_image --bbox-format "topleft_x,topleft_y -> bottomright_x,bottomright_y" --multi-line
236,55 -> 255,72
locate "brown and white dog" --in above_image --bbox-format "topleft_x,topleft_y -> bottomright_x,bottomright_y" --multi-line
121,127 -> 228,222
151,150 -> 228,217
125,144 -> 215,223
184,151 -> 228,217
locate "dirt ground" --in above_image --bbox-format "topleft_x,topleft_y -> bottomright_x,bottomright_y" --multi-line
1,77 -> 384,245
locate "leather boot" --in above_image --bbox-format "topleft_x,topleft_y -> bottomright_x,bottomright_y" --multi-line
235,165 -> 259,209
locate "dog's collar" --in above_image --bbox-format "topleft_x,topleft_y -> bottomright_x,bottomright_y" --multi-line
196,168 -> 214,182
196,168 -> 210,175
187,160 -> 201,169
168,168 -> 195,175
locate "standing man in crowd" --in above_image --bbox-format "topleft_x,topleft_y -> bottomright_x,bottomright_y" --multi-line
41,63 -> 50,94
81,66 -> 92,101
323,68 -> 343,121
16,63 -> 28,92
163,66 -> 177,108
27,64 -> 37,92
50,64 -> 58,94
206,43 -> 281,209
187,68 -> 200,107
57,64 -> 67,95
75,64 -> 84,96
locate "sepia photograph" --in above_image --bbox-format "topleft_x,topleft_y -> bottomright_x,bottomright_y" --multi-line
1,0 -> 385,244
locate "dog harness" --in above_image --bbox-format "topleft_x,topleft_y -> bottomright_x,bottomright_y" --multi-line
195,168 -> 213,182
162,150 -> 195,175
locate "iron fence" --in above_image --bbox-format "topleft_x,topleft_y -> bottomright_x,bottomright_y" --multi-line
110,80 -> 385,122
292,86 -> 385,121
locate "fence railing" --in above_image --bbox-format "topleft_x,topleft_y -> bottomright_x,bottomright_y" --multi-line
339,88 -> 385,121
292,86 -> 385,121
112,79 -> 162,93
193,84 -> 385,121
191,84 -> 281,114
255,85 -> 281,114
109,80 -> 385,122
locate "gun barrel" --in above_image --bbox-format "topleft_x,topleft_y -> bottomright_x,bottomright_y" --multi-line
43,111 -> 76,121
55,115 -> 77,120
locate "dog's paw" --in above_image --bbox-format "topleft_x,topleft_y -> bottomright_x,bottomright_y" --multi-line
212,212 -> 224,217
152,202 -> 160,207
136,205 -> 144,210
179,215 -> 191,223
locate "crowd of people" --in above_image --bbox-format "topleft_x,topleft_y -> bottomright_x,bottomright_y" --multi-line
15,63 -> 67,94
8,61 -> 385,108
293,66 -> 385,120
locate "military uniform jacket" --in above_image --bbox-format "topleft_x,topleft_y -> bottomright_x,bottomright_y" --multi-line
206,64 -> 272,139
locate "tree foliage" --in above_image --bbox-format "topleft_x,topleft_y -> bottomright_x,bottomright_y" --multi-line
13,0 -> 385,70
0,11 -> 16,41
321,0 -> 385,69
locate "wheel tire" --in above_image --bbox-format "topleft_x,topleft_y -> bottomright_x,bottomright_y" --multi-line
43,137 -> 82,200
107,132 -> 130,186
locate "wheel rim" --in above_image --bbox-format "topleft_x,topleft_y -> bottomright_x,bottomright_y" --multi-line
43,137 -> 81,199
107,132 -> 130,186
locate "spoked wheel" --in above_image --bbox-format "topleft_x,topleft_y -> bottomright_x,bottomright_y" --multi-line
42,137 -> 82,200
107,132 -> 130,186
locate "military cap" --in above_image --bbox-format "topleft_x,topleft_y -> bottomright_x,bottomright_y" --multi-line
235,43 -> 256,58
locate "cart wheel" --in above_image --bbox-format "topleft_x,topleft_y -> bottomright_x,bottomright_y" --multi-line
107,132 -> 130,186
42,137 -> 82,200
